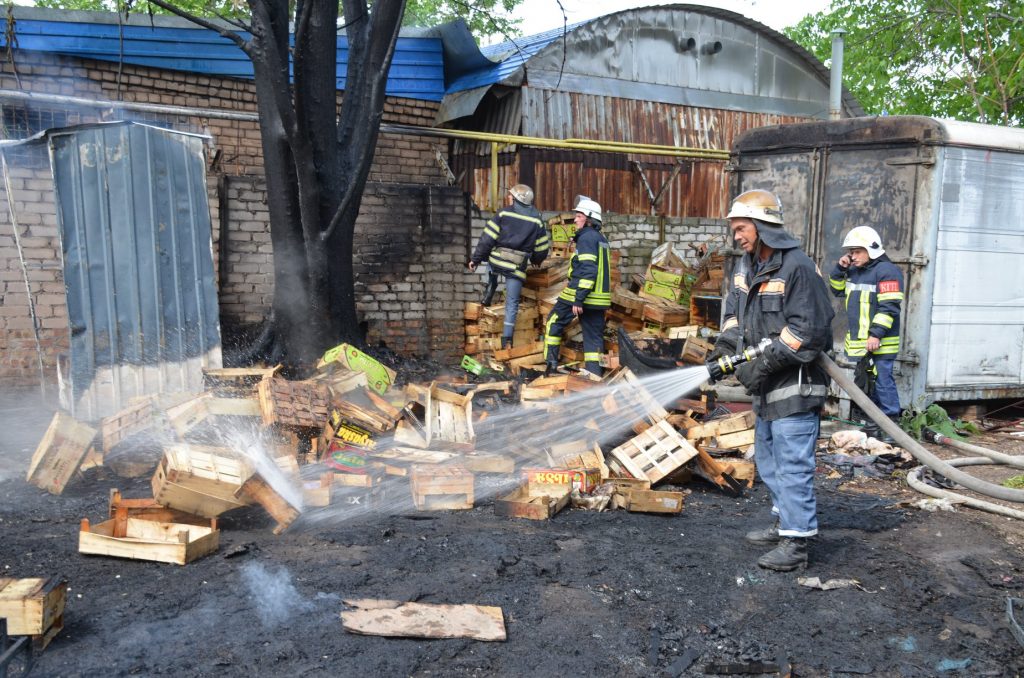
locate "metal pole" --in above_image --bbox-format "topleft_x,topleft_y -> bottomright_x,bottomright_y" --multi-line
829,29 -> 847,120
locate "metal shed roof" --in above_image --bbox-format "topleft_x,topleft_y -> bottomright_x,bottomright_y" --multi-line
4,7 -> 446,102
445,4 -> 862,119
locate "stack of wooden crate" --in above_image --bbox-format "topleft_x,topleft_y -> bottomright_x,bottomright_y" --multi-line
464,300 -> 539,356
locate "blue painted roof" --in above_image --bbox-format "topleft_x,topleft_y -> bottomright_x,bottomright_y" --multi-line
447,21 -> 586,93
5,18 -> 446,101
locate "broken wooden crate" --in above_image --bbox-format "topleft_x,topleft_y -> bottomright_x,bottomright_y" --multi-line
203,365 -> 281,397
79,516 -> 219,565
151,445 -> 251,518
494,484 -> 570,521
0,577 -> 66,649
426,384 -> 475,447
236,472 -> 301,534
608,419 -> 699,484
685,410 -> 756,452
26,411 -> 97,495
99,396 -> 160,452
410,464 -> 474,510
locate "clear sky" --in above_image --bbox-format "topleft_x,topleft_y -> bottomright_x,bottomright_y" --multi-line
494,0 -> 832,44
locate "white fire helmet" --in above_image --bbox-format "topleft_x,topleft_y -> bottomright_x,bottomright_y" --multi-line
574,196 -> 602,223
842,226 -> 886,259
726,189 -> 785,225
508,184 -> 535,206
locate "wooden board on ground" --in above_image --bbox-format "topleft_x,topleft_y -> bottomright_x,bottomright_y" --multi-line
625,489 -> 685,514
426,384 -> 475,447
686,410 -> 756,440
151,445 -> 251,518
236,474 -> 301,534
79,516 -> 219,565
258,377 -> 330,429
411,464 -> 474,510
0,577 -> 66,647
495,485 -> 570,520
609,419 -> 699,484
341,599 -> 505,642
26,412 -> 97,495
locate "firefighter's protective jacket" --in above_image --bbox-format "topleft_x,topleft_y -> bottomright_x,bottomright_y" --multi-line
471,202 -> 549,279
558,224 -> 611,308
717,246 -> 835,421
828,254 -> 904,357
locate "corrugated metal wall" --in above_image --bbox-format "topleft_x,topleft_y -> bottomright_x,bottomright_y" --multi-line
50,122 -> 221,420
451,89 -> 809,216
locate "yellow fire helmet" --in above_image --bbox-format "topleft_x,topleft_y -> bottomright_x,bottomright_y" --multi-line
726,189 -> 785,225
508,183 -> 535,206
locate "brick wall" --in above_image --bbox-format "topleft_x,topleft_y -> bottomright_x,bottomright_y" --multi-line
0,49 -> 453,385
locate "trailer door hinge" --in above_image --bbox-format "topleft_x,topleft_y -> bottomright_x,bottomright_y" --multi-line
889,254 -> 929,267
885,154 -> 935,167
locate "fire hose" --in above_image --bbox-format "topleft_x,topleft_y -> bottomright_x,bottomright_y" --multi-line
817,353 -> 1024,517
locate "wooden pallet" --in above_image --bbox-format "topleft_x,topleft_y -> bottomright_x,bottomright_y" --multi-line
410,464 -> 474,510
79,516 -> 219,565
0,577 -> 66,648
26,412 -> 97,495
609,419 -> 699,484
258,377 -> 330,429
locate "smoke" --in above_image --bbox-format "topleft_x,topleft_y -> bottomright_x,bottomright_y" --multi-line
240,562 -> 315,628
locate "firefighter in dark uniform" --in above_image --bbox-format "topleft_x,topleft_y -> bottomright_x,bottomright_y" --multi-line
828,226 -> 905,443
711,190 -> 835,571
468,184 -> 550,349
543,197 -> 611,376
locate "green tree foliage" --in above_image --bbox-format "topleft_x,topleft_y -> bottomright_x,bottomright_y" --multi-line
35,0 -> 522,39
786,0 -> 1024,125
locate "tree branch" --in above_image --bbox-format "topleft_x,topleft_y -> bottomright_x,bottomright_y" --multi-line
144,0 -> 250,53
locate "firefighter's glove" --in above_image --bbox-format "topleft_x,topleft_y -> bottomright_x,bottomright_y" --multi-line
735,360 -> 769,396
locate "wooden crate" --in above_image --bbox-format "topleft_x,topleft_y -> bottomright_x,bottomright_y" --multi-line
667,325 -> 701,340
626,489 -> 685,514
642,302 -> 689,326
426,384 -> 475,447
680,336 -> 715,365
0,577 -> 66,647
164,393 -> 212,439
26,412 -> 97,495
410,464 -> 474,510
524,467 -> 601,495
258,377 -> 330,429
203,365 -> 281,397
151,445 -> 251,518
609,419 -> 699,484
108,488 -> 208,526
79,516 -> 219,565
690,294 -> 722,330
686,411 -> 756,440
494,485 -> 569,520
100,396 -> 159,451
237,474 -> 301,534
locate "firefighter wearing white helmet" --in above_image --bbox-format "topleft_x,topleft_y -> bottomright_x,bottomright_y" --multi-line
712,187 -> 835,572
468,184 -> 550,349
829,225 -> 905,441
543,195 -> 611,376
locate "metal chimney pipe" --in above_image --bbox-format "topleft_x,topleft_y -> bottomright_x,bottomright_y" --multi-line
829,29 -> 847,120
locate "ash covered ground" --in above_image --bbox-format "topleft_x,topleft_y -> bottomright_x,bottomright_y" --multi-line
2,386 -> 1023,678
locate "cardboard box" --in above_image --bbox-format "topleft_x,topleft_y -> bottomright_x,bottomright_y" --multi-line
524,467 -> 602,495
641,280 -> 686,304
645,265 -> 685,288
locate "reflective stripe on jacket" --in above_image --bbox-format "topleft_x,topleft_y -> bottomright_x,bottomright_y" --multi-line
828,254 -> 904,357
718,246 -> 835,421
558,224 -> 611,308
471,203 -> 549,279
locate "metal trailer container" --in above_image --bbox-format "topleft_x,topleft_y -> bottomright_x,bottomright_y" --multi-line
729,115 -> 1024,405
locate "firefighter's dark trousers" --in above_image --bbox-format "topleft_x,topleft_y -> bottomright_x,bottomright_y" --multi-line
543,299 -> 606,376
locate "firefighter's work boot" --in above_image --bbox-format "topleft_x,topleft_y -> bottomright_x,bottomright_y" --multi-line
757,538 -> 808,572
545,360 -> 559,376
744,519 -> 780,545
501,336 -> 513,350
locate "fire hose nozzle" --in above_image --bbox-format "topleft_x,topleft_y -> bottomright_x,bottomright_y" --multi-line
706,337 -> 772,383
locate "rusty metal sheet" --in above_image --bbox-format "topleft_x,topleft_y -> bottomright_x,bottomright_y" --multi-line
49,122 -> 221,420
